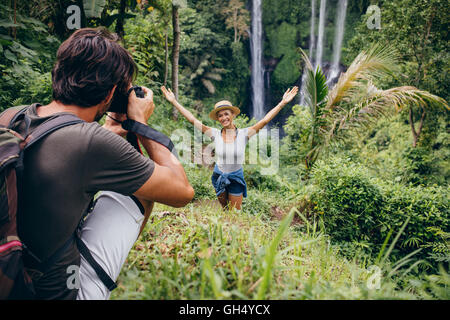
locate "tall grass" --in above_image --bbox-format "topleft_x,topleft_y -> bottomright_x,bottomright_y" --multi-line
110,196 -> 448,300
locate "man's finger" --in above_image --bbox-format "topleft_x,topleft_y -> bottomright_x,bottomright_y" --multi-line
140,86 -> 154,99
129,87 -> 137,99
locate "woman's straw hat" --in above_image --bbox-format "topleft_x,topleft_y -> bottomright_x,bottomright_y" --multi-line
209,100 -> 240,120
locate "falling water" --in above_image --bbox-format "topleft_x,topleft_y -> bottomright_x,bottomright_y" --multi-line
315,0 -> 327,70
309,0 -> 316,59
250,0 -> 265,120
300,0 -> 317,105
329,0 -> 348,82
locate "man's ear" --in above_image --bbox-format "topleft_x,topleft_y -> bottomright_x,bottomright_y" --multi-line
105,85 -> 117,104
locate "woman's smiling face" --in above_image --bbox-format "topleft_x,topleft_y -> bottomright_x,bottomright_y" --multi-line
217,109 -> 234,127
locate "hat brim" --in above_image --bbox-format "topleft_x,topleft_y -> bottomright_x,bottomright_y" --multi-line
209,106 -> 241,121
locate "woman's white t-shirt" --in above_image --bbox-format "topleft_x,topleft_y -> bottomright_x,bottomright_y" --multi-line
207,127 -> 249,173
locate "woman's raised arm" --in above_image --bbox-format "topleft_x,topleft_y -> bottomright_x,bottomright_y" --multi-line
161,86 -> 212,135
248,86 -> 298,138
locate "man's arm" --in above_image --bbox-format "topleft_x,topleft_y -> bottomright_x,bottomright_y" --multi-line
127,86 -> 194,207
133,135 -> 194,207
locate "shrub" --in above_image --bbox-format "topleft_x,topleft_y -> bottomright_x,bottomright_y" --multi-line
308,156 -> 449,269
380,183 -> 449,266
400,146 -> 435,185
184,165 -> 216,201
244,164 -> 289,194
242,190 -> 273,217
309,157 -> 386,244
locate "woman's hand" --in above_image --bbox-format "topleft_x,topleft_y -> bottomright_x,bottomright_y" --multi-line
281,86 -> 299,105
161,86 -> 177,104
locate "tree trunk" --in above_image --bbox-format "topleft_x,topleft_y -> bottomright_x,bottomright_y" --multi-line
116,0 -> 127,42
12,0 -> 16,40
409,107 -> 426,147
163,26 -> 169,87
233,8 -> 238,43
171,5 -> 180,120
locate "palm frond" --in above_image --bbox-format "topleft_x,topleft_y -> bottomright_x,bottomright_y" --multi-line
325,84 -> 449,143
299,48 -> 328,117
326,45 -> 398,110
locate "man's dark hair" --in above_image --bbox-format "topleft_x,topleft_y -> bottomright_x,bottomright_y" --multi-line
51,27 -> 137,107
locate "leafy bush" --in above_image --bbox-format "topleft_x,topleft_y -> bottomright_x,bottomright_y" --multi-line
0,4 -> 59,110
309,157 -> 386,244
244,165 -> 288,193
17,72 -> 53,106
380,183 -> 449,266
308,156 -> 449,269
242,190 -> 273,217
280,104 -> 312,166
184,165 -> 216,201
400,146 -> 434,185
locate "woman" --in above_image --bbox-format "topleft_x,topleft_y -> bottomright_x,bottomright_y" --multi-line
161,86 -> 298,210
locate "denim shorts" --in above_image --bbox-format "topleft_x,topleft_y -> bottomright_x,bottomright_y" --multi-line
211,173 -> 245,196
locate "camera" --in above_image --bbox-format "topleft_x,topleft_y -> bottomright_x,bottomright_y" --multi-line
108,85 -> 145,114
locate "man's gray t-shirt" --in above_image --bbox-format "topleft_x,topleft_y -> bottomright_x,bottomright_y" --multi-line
12,103 -> 155,299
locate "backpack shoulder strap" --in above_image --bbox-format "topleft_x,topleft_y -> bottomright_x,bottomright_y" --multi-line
0,106 -> 28,128
24,114 -> 83,150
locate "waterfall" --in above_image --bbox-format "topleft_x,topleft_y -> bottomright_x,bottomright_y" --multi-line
329,0 -> 348,82
250,0 -> 265,120
315,0 -> 327,70
300,0 -> 316,105
309,0 -> 316,59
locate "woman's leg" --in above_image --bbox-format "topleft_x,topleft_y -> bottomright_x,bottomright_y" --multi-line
228,194 -> 243,210
227,182 -> 244,210
217,191 -> 229,209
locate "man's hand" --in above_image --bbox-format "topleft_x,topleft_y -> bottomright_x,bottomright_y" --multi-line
127,86 -> 155,124
281,86 -> 299,105
103,112 -> 128,137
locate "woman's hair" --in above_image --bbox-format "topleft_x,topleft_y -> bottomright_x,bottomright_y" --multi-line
51,27 -> 137,107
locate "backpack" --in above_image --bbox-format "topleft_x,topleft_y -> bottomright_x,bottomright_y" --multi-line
0,106 -> 117,299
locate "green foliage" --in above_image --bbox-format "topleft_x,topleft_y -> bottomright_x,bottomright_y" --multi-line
123,9 -> 166,82
265,22 -> 301,88
343,115 -> 450,186
111,196 -> 450,300
84,0 -> 108,19
184,165 -> 216,200
346,0 -> 450,102
242,191 -> 272,217
179,7 -> 228,56
280,105 -> 312,166
17,72 -> 53,106
400,146 -> 434,185
0,4 -> 59,110
309,157 -> 386,244
307,156 -> 449,269
380,183 -> 449,266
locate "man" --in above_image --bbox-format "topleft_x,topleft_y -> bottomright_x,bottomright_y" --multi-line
10,28 -> 194,299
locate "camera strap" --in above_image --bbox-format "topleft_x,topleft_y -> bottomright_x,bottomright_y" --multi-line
122,119 -> 174,152
106,114 -> 174,152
